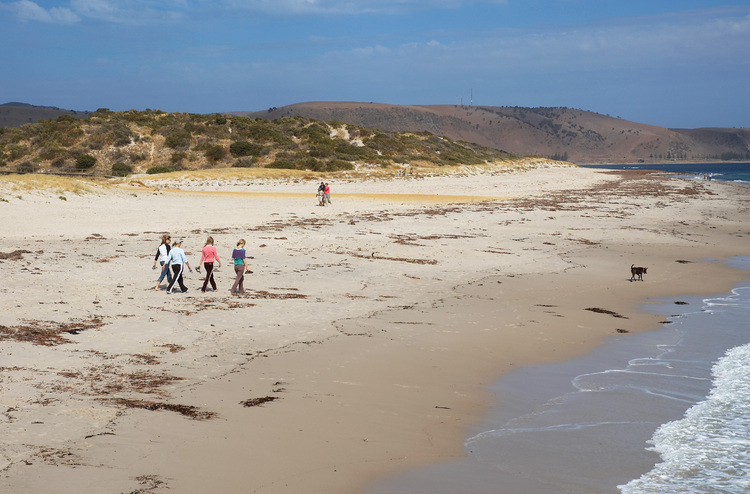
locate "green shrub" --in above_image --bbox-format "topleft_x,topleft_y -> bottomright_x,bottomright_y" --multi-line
56,125 -> 84,147
17,161 -> 35,174
204,145 -> 227,162
232,157 -> 258,168
309,145 -> 333,158
75,154 -> 97,170
298,123 -> 330,143
146,166 -> 176,174
164,132 -> 192,150
275,151 -> 295,161
265,159 -> 296,169
86,134 -> 106,150
229,116 -> 252,130
20,122 -> 43,141
110,122 -> 134,147
157,124 -> 191,149
230,141 -> 262,157
327,159 -> 354,171
111,162 -> 133,177
346,125 -> 369,138
39,147 -> 64,161
299,157 -> 320,171
242,123 -> 291,145
203,125 -> 231,140
364,133 -> 393,151
335,142 -> 374,160
129,152 -> 148,162
170,152 -> 187,164
8,145 -> 30,161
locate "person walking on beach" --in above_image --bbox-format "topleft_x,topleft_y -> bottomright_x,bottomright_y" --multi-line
163,239 -> 192,294
323,182 -> 331,205
152,234 -> 173,290
317,182 -> 325,206
199,236 -> 222,292
231,239 -> 251,295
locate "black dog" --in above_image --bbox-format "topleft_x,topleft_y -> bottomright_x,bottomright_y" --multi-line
630,264 -> 647,281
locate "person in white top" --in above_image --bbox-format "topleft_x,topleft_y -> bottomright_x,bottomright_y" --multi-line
163,239 -> 193,294
152,234 -> 173,290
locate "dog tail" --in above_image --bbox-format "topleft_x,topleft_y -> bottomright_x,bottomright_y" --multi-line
631,264 -> 634,269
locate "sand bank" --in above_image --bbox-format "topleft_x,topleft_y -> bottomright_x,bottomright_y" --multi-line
1,165 -> 748,493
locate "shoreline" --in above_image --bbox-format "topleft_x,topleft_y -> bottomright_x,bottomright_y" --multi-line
1,166 -> 748,493
366,265 -> 750,494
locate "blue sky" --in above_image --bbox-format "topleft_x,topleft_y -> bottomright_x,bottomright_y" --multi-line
1,0 -> 748,128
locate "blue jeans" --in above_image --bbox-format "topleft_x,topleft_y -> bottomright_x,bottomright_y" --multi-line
157,261 -> 173,284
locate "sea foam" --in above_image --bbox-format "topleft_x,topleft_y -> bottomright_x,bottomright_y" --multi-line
620,287 -> 750,493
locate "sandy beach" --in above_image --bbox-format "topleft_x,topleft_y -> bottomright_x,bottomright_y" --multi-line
1,164 -> 748,493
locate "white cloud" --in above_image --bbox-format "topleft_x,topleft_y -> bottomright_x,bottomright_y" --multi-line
233,4 -> 749,110
69,0 -> 185,24
8,0 -> 79,24
378,6 -> 750,74
70,0 -> 120,22
4,0 -> 505,24
220,0 -> 506,15
3,0 -> 185,24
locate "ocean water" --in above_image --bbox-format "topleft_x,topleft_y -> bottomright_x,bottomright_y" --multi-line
581,162 -> 750,184
620,272 -> 750,493
367,257 -> 750,494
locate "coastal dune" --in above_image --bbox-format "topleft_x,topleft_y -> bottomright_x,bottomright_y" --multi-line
1,165 -> 748,493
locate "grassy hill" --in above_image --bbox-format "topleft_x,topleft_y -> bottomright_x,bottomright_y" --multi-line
0,108 -> 519,177
241,103 -> 750,164
7,102 -> 745,170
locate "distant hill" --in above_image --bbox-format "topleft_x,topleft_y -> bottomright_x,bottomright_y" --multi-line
0,108 -> 520,176
238,102 -> 750,164
7,102 -> 750,169
1,103 -> 90,128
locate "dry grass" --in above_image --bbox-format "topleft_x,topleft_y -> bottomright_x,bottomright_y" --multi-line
133,167 -> 323,182
129,157 -> 560,185
1,158 -> 568,198
0,174 -> 104,195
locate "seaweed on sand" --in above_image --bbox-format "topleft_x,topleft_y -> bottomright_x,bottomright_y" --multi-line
240,396 -> 278,407
0,317 -> 105,346
105,398 -> 216,420
585,307 -> 628,319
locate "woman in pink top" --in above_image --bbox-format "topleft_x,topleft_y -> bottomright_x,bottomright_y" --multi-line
323,183 -> 331,205
199,236 -> 222,292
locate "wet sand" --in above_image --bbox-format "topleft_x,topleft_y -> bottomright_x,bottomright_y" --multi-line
1,165 -> 748,493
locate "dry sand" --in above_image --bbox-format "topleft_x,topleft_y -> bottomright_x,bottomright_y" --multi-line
1,164 -> 749,493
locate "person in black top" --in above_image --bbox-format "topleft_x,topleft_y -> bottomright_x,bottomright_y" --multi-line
317,182 -> 325,206
152,234 -> 173,290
